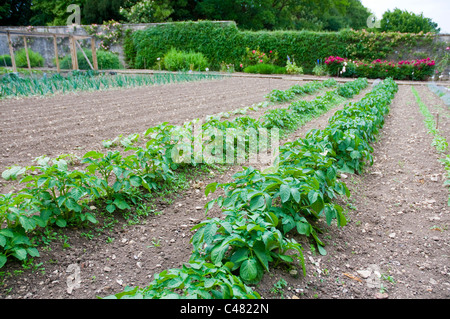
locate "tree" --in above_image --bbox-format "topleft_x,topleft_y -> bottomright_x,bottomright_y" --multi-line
119,0 -> 173,23
29,0 -> 85,26
83,0 -> 126,24
0,0 -> 33,26
381,8 -> 440,34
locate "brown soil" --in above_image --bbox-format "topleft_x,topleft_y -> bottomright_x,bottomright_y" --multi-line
0,78 -> 449,301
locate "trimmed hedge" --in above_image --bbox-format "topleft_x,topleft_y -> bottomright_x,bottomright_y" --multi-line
125,21 -> 437,73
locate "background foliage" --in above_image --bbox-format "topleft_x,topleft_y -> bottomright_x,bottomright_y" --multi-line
126,21 -> 438,72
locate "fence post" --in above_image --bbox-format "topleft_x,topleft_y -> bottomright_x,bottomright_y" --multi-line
90,37 -> 98,70
22,36 -> 31,70
53,35 -> 60,73
7,31 -> 17,72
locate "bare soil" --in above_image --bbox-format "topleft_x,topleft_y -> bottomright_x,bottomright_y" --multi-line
0,77 -> 449,301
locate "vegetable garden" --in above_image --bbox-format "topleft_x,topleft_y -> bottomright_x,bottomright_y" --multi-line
0,68 -> 449,301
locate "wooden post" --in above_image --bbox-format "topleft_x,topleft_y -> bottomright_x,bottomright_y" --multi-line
22,36 -> 31,70
90,37 -> 98,70
7,31 -> 17,72
53,35 -> 60,73
73,36 -> 79,70
69,36 -> 78,70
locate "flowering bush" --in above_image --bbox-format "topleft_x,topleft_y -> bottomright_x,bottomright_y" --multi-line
324,56 -> 436,81
83,20 -> 123,51
325,56 -> 345,76
240,48 -> 278,70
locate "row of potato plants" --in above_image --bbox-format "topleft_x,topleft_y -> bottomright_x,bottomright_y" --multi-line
0,77 -> 376,298
0,78 -> 353,269
107,78 -> 401,299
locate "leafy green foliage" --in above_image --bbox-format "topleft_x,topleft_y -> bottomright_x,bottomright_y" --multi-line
15,49 -> 45,68
106,260 -> 261,299
162,48 -> 209,71
243,64 -> 286,75
127,21 -> 437,72
59,49 -> 123,70
381,8 -> 440,34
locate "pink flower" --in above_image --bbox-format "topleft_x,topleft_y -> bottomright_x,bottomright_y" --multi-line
269,50 -> 272,53
259,59 -> 263,63
447,47 -> 450,50
240,64 -> 243,68
252,50 -> 256,54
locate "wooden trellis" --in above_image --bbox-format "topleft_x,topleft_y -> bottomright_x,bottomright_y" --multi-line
0,29 -> 98,72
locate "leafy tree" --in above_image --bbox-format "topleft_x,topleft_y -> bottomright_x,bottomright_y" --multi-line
82,0 -> 126,24
29,0 -> 85,26
0,0 -> 33,26
381,8 -> 440,34
119,0 -> 173,23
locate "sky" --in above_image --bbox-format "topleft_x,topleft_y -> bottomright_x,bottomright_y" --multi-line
360,0 -> 450,33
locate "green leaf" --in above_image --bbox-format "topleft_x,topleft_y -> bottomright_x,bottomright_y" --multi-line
65,198 -> 82,212
296,221 -> 311,236
85,213 -> 98,224
253,241 -> 269,271
205,182 -> 218,197
56,218 -> 67,228
106,204 -> 116,213
307,190 -> 319,205
317,245 -> 327,256
113,198 -> 131,210
290,188 -> 301,203
0,229 -> 14,238
0,254 -> 7,268
0,235 -> 6,247
83,151 -> 104,159
19,216 -> 36,232
211,243 -> 228,265
230,248 -> 249,270
249,195 -> 265,211
203,223 -> 218,244
26,247 -> 40,257
279,184 -> 291,203
240,258 -> 259,282
12,248 -> 27,261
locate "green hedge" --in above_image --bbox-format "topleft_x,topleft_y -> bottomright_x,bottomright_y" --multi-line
125,21 -> 438,73
59,49 -> 123,70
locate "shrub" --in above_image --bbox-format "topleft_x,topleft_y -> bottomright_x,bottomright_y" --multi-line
0,55 -> 12,67
59,49 -> 123,70
285,58 -> 303,75
325,55 -> 436,81
312,64 -> 328,76
243,63 -> 286,74
163,48 -> 209,71
14,49 -> 44,68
